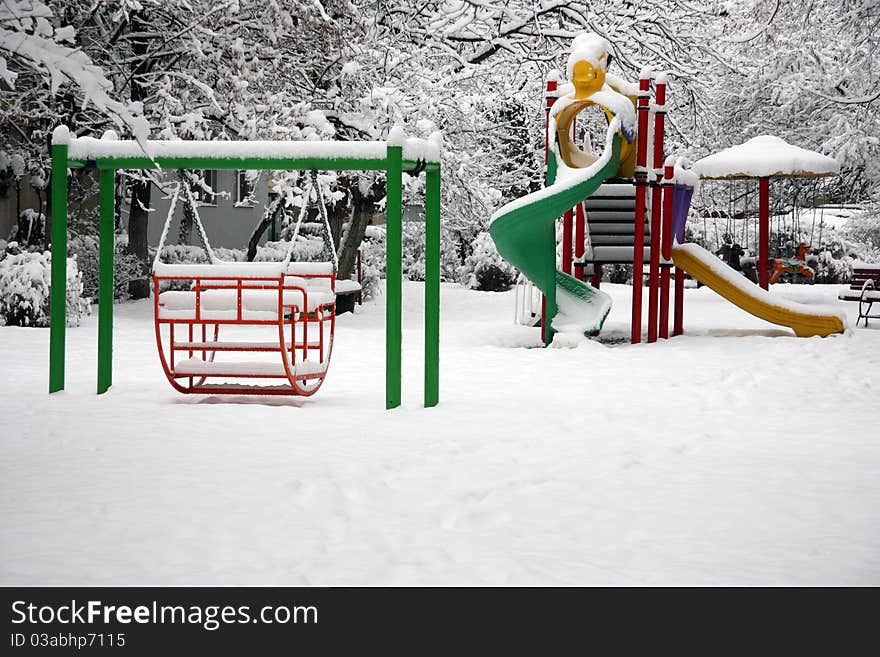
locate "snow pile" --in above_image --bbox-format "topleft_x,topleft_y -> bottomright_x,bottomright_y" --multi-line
550,280 -> 612,346
566,33 -> 611,80
693,136 -> 840,179
387,127 -> 442,162
671,157 -> 700,190
605,72 -> 640,97
0,250 -> 89,327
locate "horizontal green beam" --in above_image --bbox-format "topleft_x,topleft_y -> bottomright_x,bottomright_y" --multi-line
67,157 -> 435,173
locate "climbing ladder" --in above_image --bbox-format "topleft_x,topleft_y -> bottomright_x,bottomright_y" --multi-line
576,180 -> 651,271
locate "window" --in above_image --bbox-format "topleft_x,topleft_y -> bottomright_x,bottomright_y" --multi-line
236,170 -> 255,206
194,170 -> 218,205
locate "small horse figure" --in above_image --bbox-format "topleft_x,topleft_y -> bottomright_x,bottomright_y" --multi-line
769,242 -> 815,284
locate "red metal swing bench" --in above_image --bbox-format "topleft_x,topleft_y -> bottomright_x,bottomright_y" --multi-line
153,261 -> 335,396
151,170 -> 340,397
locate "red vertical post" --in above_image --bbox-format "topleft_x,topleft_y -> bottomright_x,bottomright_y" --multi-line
575,203 -> 586,281
659,159 -> 674,339
673,268 -> 684,336
758,176 -> 770,290
562,208 -> 573,275
632,70 -> 652,344
541,75 -> 558,342
647,75 -> 666,343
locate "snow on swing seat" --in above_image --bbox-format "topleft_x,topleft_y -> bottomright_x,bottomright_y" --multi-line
172,358 -> 328,378
335,278 -> 362,294
157,286 -> 336,319
152,260 -> 334,278
156,260 -> 337,319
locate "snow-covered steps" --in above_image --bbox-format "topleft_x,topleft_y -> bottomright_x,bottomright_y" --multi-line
580,180 -> 652,265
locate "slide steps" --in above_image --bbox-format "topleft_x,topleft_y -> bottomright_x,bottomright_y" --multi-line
577,180 -> 655,266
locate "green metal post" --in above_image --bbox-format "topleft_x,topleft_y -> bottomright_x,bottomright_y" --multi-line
385,145 -> 403,409
49,141 -> 68,393
97,168 -> 116,394
424,166 -> 441,407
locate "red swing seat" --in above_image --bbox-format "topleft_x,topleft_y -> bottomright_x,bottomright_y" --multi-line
153,261 -> 336,396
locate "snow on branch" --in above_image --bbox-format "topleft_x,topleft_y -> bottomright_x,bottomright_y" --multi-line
0,0 -> 149,144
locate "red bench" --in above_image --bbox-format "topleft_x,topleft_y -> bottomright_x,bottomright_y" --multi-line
838,263 -> 880,327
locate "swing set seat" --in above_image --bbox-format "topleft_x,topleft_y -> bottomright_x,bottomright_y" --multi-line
152,261 -> 336,396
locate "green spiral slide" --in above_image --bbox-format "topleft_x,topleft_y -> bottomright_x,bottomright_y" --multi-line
490,125 -> 623,344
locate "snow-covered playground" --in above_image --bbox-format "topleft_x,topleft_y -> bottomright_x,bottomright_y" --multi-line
2,282 -> 878,585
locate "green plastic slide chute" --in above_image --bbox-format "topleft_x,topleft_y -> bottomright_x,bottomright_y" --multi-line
490,124 -> 622,345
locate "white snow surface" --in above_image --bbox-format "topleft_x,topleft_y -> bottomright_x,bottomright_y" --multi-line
550,283 -> 612,346
2,281 -> 879,585
62,133 -> 441,164
693,136 -> 840,179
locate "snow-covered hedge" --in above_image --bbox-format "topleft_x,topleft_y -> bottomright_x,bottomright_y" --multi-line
69,235 -> 144,301
844,211 -> 880,264
359,226 -> 385,301
458,231 -> 517,291
0,248 -> 89,327
7,209 -> 45,248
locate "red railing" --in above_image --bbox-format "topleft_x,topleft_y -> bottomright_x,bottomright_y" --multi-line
152,271 -> 335,396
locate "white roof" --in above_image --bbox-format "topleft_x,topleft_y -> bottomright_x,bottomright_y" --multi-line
692,135 -> 839,179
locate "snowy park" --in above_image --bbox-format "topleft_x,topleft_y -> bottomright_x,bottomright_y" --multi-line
2,1 -> 880,588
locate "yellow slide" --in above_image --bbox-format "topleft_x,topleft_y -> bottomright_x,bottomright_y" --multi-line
671,243 -> 845,337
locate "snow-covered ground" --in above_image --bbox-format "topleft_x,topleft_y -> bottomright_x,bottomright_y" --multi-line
2,281 -> 878,585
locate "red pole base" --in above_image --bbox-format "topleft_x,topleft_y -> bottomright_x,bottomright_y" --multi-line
659,268 -> 671,339
673,268 -> 684,336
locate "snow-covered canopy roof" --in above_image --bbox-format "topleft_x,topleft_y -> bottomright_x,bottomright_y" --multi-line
692,136 -> 839,180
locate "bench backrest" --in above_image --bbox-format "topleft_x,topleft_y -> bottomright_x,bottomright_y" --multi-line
851,267 -> 880,290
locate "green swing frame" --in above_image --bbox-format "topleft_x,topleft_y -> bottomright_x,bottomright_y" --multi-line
48,134 -> 441,409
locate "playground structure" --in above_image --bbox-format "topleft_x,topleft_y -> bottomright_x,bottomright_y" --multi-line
48,126 -> 442,409
491,34 -> 845,343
